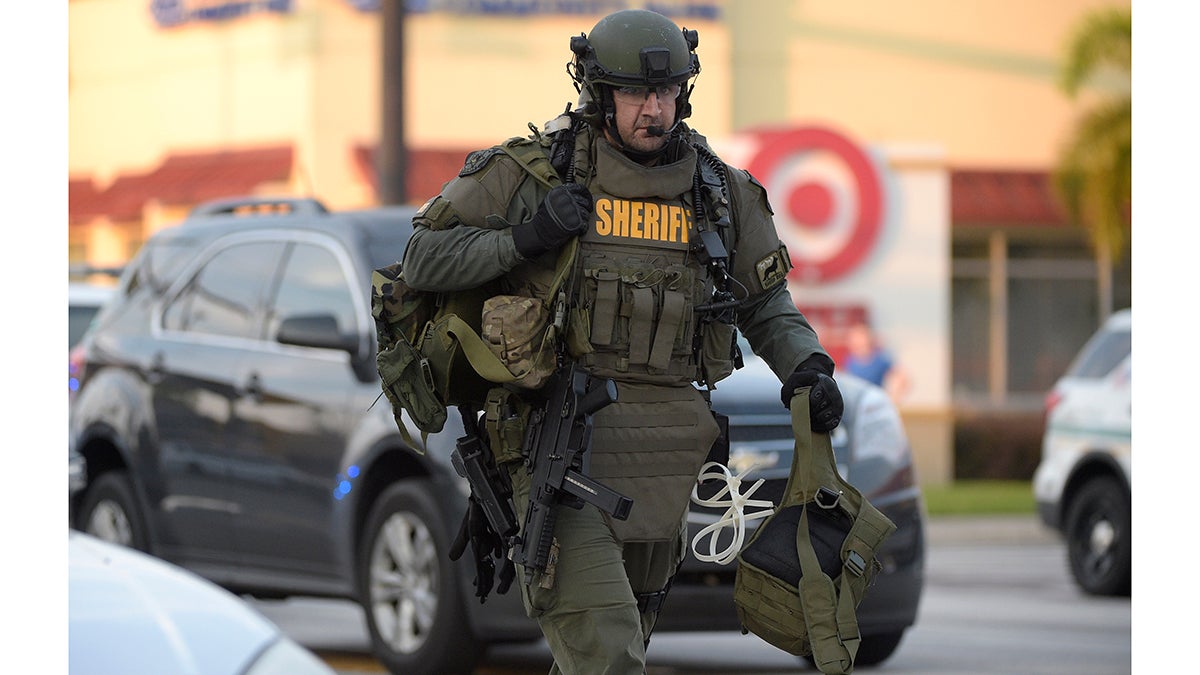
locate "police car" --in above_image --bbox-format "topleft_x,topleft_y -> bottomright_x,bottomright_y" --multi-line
1033,309 -> 1131,596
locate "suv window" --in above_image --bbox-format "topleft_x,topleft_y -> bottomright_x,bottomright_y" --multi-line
162,241 -> 284,339
267,242 -> 358,339
1066,328 -> 1131,379
125,239 -> 201,297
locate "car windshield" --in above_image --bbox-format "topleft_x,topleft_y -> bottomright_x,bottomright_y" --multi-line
1066,327 -> 1130,379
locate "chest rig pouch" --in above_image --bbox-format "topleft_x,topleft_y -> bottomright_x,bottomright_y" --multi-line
566,139 -> 739,387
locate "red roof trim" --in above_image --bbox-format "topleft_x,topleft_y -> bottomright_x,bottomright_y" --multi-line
69,146 -> 293,224
71,148 -> 1083,230
352,144 -> 474,204
950,168 -> 1069,227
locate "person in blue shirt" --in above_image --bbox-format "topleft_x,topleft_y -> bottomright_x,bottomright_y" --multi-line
845,319 -> 910,401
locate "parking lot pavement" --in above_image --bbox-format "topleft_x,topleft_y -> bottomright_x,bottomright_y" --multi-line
925,514 -> 1057,546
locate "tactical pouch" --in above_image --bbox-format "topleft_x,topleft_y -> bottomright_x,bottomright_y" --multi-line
733,387 -> 897,674
481,295 -> 556,390
484,387 -> 532,465
573,250 -> 702,384
376,336 -> 447,439
700,321 -> 737,386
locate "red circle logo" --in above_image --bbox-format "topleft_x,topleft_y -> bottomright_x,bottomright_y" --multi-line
745,127 -> 884,283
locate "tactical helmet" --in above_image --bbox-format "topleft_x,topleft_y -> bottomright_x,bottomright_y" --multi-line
569,9 -> 700,134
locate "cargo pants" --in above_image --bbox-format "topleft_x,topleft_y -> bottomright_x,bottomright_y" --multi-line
503,382 -> 719,674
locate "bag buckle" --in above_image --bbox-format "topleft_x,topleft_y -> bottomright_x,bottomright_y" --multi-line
419,357 -> 436,391
845,550 -> 867,577
815,486 -> 843,509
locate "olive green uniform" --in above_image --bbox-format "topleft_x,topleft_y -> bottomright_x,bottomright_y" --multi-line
403,122 -> 829,673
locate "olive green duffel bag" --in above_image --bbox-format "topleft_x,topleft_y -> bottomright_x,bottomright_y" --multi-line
733,386 -> 897,674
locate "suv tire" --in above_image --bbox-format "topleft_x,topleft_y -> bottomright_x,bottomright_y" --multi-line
359,480 -> 483,675
1065,475 -> 1131,596
79,470 -> 148,552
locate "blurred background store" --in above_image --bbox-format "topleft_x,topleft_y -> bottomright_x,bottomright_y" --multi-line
67,0 -> 1132,487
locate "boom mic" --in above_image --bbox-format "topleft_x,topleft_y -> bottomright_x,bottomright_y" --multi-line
646,125 -> 665,137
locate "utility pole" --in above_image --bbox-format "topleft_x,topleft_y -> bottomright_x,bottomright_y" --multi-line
379,0 -> 406,204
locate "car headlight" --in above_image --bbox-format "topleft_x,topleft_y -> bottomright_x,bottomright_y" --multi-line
849,386 -> 911,466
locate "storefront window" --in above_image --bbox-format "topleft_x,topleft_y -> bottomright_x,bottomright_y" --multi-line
1007,277 -> 1097,393
951,231 -> 1120,401
951,277 -> 989,396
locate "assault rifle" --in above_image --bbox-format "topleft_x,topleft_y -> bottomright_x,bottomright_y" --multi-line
510,362 -> 633,577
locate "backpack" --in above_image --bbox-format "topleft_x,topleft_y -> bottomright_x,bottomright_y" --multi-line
733,386 -> 897,674
371,137 -> 567,447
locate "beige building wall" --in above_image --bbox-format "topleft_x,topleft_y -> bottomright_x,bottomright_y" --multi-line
69,2 -> 729,212
407,12 -> 732,150
731,0 -> 1126,167
69,0 -> 1126,202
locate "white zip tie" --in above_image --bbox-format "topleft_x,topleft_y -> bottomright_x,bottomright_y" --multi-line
688,460 -> 776,566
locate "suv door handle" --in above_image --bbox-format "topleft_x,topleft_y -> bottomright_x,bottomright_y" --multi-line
147,353 -> 166,385
240,372 -> 264,402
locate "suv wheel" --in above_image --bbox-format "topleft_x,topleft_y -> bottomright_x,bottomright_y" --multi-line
1065,475 -> 1130,596
358,480 -> 483,675
79,470 -> 148,551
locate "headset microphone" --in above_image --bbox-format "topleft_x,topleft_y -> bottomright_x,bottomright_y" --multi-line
646,125 -> 665,137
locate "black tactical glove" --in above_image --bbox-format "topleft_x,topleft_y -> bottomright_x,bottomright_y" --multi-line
449,496 -> 513,603
780,360 -> 844,433
511,183 -> 593,259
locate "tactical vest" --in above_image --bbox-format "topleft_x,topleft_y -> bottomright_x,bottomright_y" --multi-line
497,128 -> 737,542
503,128 -> 737,388
570,139 -> 708,385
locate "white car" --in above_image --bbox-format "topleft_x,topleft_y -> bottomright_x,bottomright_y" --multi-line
1033,308 -> 1131,596
69,531 -> 335,675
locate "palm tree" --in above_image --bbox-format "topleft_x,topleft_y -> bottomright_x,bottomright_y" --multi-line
1054,8 -> 1132,260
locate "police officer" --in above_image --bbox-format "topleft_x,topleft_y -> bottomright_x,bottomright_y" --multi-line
401,9 -> 842,673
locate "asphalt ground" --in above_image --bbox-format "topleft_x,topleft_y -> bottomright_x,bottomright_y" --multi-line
312,514 -> 1064,675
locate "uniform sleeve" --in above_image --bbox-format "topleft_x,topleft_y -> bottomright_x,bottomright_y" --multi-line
400,146 -> 538,292
401,224 -> 523,291
726,166 -> 835,379
736,283 -> 834,381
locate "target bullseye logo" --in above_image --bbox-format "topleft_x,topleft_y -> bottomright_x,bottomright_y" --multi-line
745,127 -> 885,283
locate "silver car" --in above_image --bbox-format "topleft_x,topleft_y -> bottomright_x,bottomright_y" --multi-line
69,531 -> 335,675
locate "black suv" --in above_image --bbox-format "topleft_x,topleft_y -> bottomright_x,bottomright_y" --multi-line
71,196 -> 924,673
69,197 -> 539,674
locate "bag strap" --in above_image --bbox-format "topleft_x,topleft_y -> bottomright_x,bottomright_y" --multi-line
783,388 -> 842,505
789,388 -> 860,674
436,315 -> 520,384
795,506 -> 859,674
499,137 -> 562,190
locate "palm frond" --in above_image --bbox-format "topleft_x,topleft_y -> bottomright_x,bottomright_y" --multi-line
1054,98 -> 1132,256
1060,8 -> 1131,97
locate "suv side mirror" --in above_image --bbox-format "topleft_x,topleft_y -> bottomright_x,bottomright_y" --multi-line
276,314 -> 360,354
